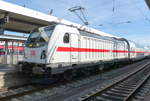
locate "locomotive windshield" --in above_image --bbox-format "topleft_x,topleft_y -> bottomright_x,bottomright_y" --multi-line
26,26 -> 55,48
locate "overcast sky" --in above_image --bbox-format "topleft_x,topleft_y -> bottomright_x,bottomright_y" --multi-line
4,0 -> 150,45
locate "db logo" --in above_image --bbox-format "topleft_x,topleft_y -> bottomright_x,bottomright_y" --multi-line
30,50 -> 36,56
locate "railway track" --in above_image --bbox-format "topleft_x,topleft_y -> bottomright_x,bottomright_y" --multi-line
0,73 -> 105,101
0,59 -> 149,101
131,77 -> 150,101
0,79 -> 69,101
0,71 -> 103,101
80,61 -> 150,101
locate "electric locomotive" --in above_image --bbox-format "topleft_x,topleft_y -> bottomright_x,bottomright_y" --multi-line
18,24 -> 150,78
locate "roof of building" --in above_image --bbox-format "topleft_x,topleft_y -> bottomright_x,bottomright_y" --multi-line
0,34 -> 27,41
0,0 -> 119,38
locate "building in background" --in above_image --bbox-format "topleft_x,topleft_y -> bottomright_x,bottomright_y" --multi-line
0,34 -> 27,65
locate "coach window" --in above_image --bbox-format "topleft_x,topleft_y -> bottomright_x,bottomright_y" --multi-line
63,33 -> 70,43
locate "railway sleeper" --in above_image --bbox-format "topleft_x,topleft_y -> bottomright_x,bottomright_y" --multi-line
142,85 -> 150,88
95,96 -> 112,101
119,82 -> 137,86
138,90 -> 149,95
140,88 -> 150,91
120,81 -> 137,85
134,95 -> 145,100
135,89 -> 149,96
117,84 -> 137,89
101,93 -> 124,101
114,86 -> 135,91
118,83 -> 137,87
136,92 -> 148,96
110,88 -> 131,94
105,91 -> 129,97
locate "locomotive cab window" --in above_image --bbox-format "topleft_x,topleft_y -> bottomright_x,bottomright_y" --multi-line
63,33 -> 70,43
26,25 -> 55,48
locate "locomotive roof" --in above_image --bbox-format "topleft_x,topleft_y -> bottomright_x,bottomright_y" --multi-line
0,0 -> 119,39
128,40 -> 145,49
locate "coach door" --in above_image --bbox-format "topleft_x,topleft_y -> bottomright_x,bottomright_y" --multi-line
113,42 -> 118,59
70,33 -> 80,63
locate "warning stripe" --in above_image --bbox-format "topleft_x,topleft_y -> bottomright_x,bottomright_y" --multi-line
0,45 -> 24,51
57,47 -> 150,54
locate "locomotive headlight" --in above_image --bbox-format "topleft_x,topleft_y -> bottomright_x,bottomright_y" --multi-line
29,44 -> 32,47
40,50 -> 46,59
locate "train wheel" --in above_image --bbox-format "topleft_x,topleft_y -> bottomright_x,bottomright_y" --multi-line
63,70 -> 73,81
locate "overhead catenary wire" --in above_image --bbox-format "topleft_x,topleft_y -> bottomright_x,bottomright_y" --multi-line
74,11 -> 86,24
113,0 -> 115,12
129,0 -> 150,23
99,0 -> 132,27
69,6 -> 89,25
80,9 -> 88,25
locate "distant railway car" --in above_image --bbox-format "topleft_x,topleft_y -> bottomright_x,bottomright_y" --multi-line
129,41 -> 149,61
0,45 -> 24,55
0,39 -> 25,64
18,24 -> 150,78
0,49 -> 5,55
144,46 -> 150,57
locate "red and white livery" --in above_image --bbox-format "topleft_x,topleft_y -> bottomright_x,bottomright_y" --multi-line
19,24 -> 150,75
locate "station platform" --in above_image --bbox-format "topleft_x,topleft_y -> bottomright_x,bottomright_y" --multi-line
0,64 -> 15,72
0,64 -> 30,89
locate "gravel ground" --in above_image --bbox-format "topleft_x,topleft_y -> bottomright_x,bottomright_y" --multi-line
8,59 -> 150,101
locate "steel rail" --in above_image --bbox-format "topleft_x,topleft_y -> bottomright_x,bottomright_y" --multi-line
81,62 -> 150,101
